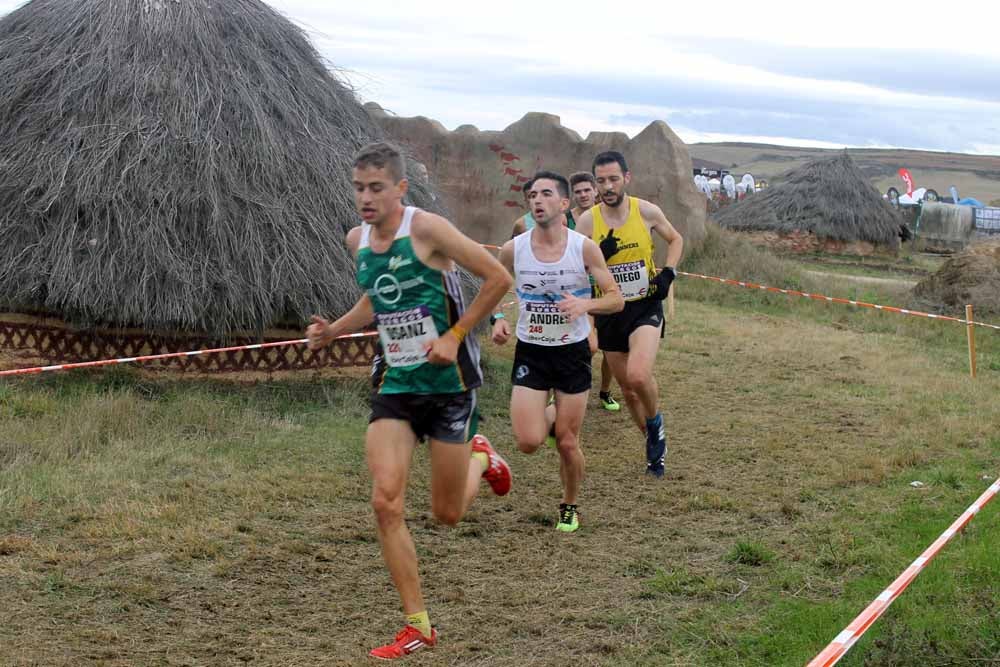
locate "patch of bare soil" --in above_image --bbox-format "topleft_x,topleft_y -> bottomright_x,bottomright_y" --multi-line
803,270 -> 917,290
793,255 -> 934,278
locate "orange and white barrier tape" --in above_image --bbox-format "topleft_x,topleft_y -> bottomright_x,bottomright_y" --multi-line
678,271 -> 1000,331
0,299 -> 519,378
485,241 -> 1000,331
807,476 -> 1000,667
0,334 -> 369,378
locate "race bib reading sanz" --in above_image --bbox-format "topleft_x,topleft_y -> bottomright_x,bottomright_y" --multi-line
609,260 -> 649,300
522,301 -> 573,345
376,306 -> 440,367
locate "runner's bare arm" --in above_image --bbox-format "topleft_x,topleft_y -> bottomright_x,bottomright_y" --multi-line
496,239 -> 515,275
558,241 -> 623,321
491,240 -> 516,344
306,226 -> 373,349
345,225 -> 363,257
413,211 -> 513,335
510,216 -> 526,237
582,240 -> 624,314
575,208 -> 594,238
638,199 -> 684,267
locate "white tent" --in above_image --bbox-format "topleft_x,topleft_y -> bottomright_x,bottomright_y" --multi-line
899,187 -> 928,206
723,174 -> 736,198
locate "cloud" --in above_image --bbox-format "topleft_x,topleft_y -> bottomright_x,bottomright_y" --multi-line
3,0 -> 998,154
665,37 -> 1000,104
320,44 -> 1000,153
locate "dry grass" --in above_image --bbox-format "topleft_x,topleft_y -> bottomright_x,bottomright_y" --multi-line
1,296 -> 999,665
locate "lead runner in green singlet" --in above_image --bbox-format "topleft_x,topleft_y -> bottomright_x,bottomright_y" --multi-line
306,142 -> 513,660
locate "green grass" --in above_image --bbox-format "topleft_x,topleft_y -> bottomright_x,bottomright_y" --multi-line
726,541 -> 775,567
700,475 -> 1000,666
2,259 -> 999,665
0,368 -> 373,525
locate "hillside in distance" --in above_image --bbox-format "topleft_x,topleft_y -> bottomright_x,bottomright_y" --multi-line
687,143 -> 1000,204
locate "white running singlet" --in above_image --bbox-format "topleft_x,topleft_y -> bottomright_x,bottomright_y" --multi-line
514,228 -> 592,346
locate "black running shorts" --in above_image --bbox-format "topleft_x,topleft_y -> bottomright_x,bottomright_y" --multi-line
594,298 -> 665,353
511,339 -> 591,394
369,390 -> 477,444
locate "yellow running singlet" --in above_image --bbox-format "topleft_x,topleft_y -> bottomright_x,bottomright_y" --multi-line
592,197 -> 657,301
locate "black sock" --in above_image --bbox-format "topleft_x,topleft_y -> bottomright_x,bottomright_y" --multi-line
599,390 -> 611,400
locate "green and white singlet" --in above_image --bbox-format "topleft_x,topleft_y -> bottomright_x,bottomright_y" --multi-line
357,207 -> 482,395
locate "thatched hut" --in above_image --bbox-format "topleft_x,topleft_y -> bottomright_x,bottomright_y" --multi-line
713,151 -> 902,255
0,0 -> 437,345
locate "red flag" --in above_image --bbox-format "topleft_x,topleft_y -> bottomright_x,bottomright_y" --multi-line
898,168 -> 914,196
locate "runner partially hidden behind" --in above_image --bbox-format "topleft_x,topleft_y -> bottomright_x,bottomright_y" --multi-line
510,177 -> 537,237
492,171 -> 623,532
575,151 -> 684,478
307,142 -> 514,660
570,171 -> 620,413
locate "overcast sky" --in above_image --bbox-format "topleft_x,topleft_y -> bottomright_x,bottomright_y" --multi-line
2,0 -> 999,154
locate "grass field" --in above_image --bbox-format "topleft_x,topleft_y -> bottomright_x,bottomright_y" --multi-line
687,142 -> 1000,205
2,241 -> 999,666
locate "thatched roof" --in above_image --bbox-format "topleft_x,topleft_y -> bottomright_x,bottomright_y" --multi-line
713,151 -> 901,247
0,0 -> 438,335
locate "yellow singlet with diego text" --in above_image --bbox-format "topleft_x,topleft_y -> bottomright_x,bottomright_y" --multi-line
592,196 -> 657,301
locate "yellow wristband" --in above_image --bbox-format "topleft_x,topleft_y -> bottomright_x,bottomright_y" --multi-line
449,324 -> 468,343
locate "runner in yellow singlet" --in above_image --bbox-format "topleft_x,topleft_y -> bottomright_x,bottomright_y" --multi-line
574,151 -> 683,478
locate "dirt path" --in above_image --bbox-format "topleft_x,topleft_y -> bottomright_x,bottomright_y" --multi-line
803,269 -> 917,289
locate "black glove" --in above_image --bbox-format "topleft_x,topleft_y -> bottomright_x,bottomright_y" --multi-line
599,229 -> 619,261
648,267 -> 676,301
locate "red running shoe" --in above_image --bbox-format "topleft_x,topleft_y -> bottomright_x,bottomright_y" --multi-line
369,625 -> 437,660
471,434 -> 512,496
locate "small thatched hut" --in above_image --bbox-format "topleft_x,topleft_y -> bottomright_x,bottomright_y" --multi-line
713,151 -> 902,254
0,0 -> 437,339
912,241 -> 1000,316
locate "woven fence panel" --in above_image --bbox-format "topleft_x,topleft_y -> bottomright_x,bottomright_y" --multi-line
0,319 -> 376,372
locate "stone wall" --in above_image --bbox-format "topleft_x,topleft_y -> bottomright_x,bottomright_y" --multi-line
367,105 -> 707,262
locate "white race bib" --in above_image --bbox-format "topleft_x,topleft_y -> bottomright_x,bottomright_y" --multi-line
376,306 -> 440,367
609,260 -> 649,300
522,301 -> 573,345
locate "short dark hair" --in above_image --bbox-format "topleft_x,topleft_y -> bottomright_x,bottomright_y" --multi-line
522,178 -> 535,198
591,151 -> 628,175
569,171 -> 596,188
353,141 -> 406,183
530,170 -> 569,198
